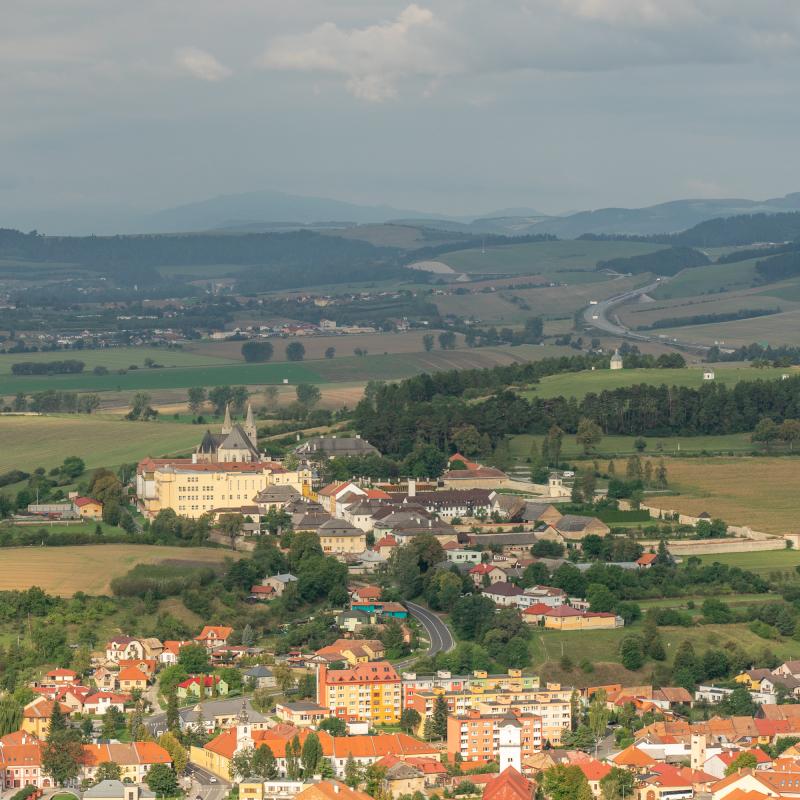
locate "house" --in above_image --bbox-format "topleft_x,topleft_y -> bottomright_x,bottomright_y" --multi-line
249,584 -> 277,602
351,586 -> 382,604
469,563 -> 509,586
74,496 -> 104,520
522,585 -> 568,608
336,609 -> 372,634
704,749 -> 773,779
317,519 -> 368,555
0,730 -> 49,789
374,535 -> 399,558
549,515 -> 610,541
577,759 -> 611,798
444,546 -> 483,565
93,666 -> 118,691
637,553 -> 658,568
83,692 -> 130,715
22,697 -> 72,738
41,668 -> 78,686
195,626 -> 234,651
312,639 -> 385,666
81,742 -> 172,784
317,482 -> 367,516
610,744 -> 657,770
244,666 -> 276,689
467,532 -> 538,555
263,574 -> 298,597
297,437 -> 380,460
482,583 -> 525,607
106,635 -> 146,663
177,675 -> 229,699
526,605 -> 619,630
117,659 -> 157,680
159,640 -> 190,665
294,783 -> 373,800
275,701 -> 330,727
253,485 -> 301,513
482,767 -> 536,800
118,667 -> 149,692
377,756 -> 426,798
441,465 -> 509,491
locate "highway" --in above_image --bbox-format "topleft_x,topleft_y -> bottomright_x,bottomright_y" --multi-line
400,601 -> 455,667
582,278 -> 663,340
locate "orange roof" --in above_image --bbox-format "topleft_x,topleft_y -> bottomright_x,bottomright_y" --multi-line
612,744 -> 657,767
483,767 -> 535,800
23,697 -> 71,718
319,482 -> 353,497
365,489 -> 391,500
578,760 -> 612,782
74,496 -> 101,507
637,553 -> 657,565
523,603 -> 556,616
722,791 -> 773,800
196,626 -> 233,641
449,453 -> 480,470
323,661 -> 400,684
81,742 -> 170,766
296,782 -> 372,800
375,535 -> 398,548
45,668 -> 78,678
353,586 -> 382,600
118,667 -> 148,683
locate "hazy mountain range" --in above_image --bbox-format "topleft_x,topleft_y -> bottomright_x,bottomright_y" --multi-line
142,189 -> 800,239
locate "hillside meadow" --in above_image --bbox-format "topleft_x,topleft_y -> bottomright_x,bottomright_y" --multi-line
522,365 -> 796,400
0,544 -> 241,595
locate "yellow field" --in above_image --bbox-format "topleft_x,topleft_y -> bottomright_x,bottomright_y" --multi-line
0,544 -> 241,596
643,456 -> 800,534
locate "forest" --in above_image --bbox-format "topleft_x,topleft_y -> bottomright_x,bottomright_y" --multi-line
596,246 -> 709,275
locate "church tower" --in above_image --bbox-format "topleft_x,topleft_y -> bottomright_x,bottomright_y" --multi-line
498,713 -> 522,773
235,701 -> 253,753
222,404 -> 233,435
244,403 -> 257,447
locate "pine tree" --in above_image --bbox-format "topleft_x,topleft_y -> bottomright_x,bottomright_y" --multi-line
655,459 -> 668,488
344,754 -> 361,788
432,695 -> 448,740
301,732 -> 323,778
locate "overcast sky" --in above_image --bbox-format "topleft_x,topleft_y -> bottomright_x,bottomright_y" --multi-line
3,0 -> 800,231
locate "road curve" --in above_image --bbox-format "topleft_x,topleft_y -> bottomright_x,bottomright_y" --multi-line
401,601 -> 455,666
582,278 -> 663,340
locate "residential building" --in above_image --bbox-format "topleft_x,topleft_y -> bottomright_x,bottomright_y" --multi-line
482,767 -> 536,800
469,563 -> 509,586
447,709 -> 541,767
118,667 -> 149,693
522,605 -> 620,630
177,675 -> 229,699
296,437 -> 380,460
196,625 -> 233,651
317,519 -> 368,554
244,666 -> 276,689
81,742 -> 172,783
317,662 -> 402,724
311,639 -> 385,666
482,583 -> 526,607
83,781 -> 155,800
275,701 -> 330,727
21,698 -> 71,738
74,496 -> 103,520
262,574 -> 298,597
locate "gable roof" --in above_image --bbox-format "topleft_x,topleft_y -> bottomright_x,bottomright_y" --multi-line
483,767 -> 535,800
612,744 -> 657,767
196,625 -> 233,641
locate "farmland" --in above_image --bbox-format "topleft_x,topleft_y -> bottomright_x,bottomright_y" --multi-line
651,257 -> 760,300
0,544 -> 241,595
0,415 -> 200,472
642,456 -> 800,534
437,239 -> 667,275
508,431 -> 758,462
521,365 -> 795,400
653,308 -> 800,348
696,549 -> 800,576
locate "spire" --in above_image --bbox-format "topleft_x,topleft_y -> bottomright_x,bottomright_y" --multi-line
244,402 -> 258,448
222,403 -> 232,434
237,700 -> 249,724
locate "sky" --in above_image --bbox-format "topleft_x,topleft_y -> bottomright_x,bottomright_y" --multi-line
2,0 -> 800,232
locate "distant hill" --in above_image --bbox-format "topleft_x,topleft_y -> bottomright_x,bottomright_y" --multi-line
142,189 -> 448,233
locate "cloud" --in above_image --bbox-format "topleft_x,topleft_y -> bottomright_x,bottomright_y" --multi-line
259,4 -> 452,101
174,47 -> 232,82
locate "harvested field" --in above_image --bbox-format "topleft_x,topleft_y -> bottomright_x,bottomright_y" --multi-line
0,544 -> 241,595
643,456 -> 800,534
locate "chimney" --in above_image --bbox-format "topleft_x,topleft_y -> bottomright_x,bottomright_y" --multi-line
333,785 -> 340,794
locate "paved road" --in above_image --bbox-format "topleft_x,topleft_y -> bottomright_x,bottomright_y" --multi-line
186,764 -> 230,800
582,278 -> 663,340
399,601 -> 455,667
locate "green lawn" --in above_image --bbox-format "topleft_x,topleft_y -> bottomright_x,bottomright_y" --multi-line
0,361 -> 321,394
508,431 -> 757,460
696,550 -> 800,575
438,240 -> 667,275
0,346 -> 235,375
520,365 -> 796,401
0,414 -> 200,472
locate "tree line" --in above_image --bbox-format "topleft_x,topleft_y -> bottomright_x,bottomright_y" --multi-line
11,359 -> 85,375
354,369 -> 800,456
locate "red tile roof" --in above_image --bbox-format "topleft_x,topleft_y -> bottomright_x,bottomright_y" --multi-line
483,767 -> 535,800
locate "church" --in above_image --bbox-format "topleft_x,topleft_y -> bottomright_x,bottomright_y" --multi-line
196,404 -> 260,463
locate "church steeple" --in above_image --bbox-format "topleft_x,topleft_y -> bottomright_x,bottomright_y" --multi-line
222,403 -> 232,434
244,403 -> 257,447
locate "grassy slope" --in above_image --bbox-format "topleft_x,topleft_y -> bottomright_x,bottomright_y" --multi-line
0,415 -> 200,472
652,258 -> 760,300
521,365 -> 796,400
438,240 -> 667,275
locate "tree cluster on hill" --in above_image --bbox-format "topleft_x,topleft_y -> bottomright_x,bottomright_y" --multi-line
354,365 -> 800,456
11,359 -> 85,375
597,246 -> 710,276
638,308 -> 779,331
707,342 -> 800,365
755,250 -> 800,283
581,211 -> 800,248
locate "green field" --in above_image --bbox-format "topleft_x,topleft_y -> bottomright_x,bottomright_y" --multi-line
531,621 -> 800,678
652,258 -> 759,300
0,415 -> 200,472
653,309 -> 800,348
508,431 -> 758,460
438,240 -> 666,275
695,550 -> 800,575
0,346 -> 233,375
520,365 -> 795,401
0,361 -> 321,394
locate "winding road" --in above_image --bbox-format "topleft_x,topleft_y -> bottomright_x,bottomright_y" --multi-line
400,601 -> 455,667
582,278 -> 663,341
